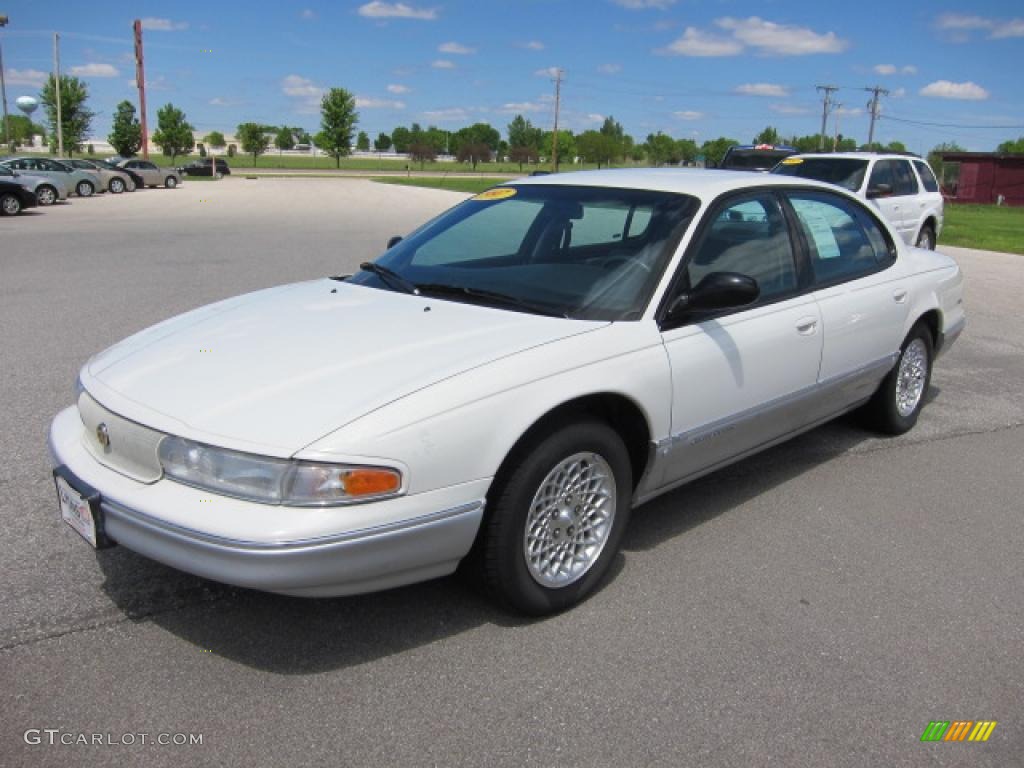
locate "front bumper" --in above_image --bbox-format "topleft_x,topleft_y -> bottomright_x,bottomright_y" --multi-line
49,406 -> 486,597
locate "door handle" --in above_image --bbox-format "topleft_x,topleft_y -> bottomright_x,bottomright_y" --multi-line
795,317 -> 818,335
893,289 -> 908,304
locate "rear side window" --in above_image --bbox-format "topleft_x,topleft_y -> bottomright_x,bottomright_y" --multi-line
892,160 -> 919,196
913,160 -> 940,193
786,191 -> 894,285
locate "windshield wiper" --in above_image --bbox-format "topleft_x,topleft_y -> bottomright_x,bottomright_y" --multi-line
415,283 -> 569,318
359,262 -> 420,295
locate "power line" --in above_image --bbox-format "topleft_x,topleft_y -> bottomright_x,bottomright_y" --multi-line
880,114 -> 1024,130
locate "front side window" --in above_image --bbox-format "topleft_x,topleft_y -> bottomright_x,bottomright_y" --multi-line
685,193 -> 797,302
786,191 -> 894,284
348,185 -> 698,321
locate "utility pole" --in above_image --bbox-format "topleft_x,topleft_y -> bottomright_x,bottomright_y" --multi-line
53,33 -> 62,156
864,85 -> 888,147
0,15 -> 10,147
833,103 -> 842,151
815,85 -> 838,151
134,19 -> 149,159
551,68 -> 562,173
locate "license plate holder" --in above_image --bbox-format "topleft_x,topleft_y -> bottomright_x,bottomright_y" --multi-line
54,466 -> 114,549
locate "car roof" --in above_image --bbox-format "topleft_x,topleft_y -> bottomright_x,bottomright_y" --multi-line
509,167 -> 846,202
786,152 -> 922,161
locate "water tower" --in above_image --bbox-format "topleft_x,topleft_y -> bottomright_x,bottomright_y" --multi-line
16,95 -> 38,118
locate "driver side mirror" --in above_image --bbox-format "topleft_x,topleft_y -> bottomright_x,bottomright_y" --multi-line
866,183 -> 892,199
386,235 -> 403,249
667,272 -> 760,322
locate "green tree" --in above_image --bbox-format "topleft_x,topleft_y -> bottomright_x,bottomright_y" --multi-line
40,74 -> 94,156
753,126 -> 780,145
577,130 -> 619,168
996,136 -> 1024,153
316,87 -> 358,168
108,100 -> 142,157
151,103 -> 194,163
237,123 -> 271,164
541,129 -> 576,167
204,131 -> 227,151
391,126 -> 412,153
356,131 -> 370,151
599,116 -> 625,163
408,140 -> 437,169
374,132 -> 392,152
274,126 -> 295,153
5,115 -> 46,149
701,137 -> 740,167
455,141 -> 490,170
644,132 -> 676,166
451,122 -> 500,157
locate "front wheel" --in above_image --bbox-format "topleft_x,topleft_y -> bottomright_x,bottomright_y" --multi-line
472,420 -> 632,615
1,193 -> 22,215
36,185 -> 57,206
165,176 -> 178,188
109,177 -> 125,194
863,323 -> 934,435
77,180 -> 95,197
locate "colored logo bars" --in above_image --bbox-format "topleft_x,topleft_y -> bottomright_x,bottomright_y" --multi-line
921,721 -> 997,742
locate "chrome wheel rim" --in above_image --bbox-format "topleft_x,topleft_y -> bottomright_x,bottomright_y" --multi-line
1,195 -> 19,214
78,181 -> 93,196
523,452 -> 616,588
896,338 -> 928,417
111,179 -> 124,193
38,187 -> 55,205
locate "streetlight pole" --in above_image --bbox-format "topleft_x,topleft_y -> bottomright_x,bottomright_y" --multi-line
1,15 -> 10,147
53,32 -> 63,156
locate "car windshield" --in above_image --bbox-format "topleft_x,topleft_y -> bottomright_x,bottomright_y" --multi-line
772,158 -> 869,191
347,184 -> 698,321
721,150 -> 795,171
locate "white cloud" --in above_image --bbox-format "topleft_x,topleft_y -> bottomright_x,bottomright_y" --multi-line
387,84 -> 410,94
937,13 -> 993,30
534,66 -> 562,77
891,88 -> 907,98
421,107 -> 470,122
208,97 -> 237,106
902,65 -> 918,74
501,101 -> 545,113
140,17 -> 188,31
7,68 -> 48,87
598,63 -> 622,74
355,97 -> 406,109
431,59 -> 456,69
524,41 -> 544,51
920,80 -> 990,100
439,42 -> 475,54
358,2 -> 437,20
936,13 -> 1024,39
282,74 -> 324,113
874,64 -> 897,75
834,107 -> 861,116
586,113 -> 605,123
69,63 -> 119,78
660,27 -> 743,56
991,19 -> 1024,38
125,75 -> 171,91
611,0 -> 677,8
769,104 -> 811,115
673,110 -> 704,120
300,9 -> 316,20
735,82 -> 788,97
716,16 -> 848,55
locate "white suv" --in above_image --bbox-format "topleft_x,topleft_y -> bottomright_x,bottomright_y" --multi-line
772,153 -> 944,249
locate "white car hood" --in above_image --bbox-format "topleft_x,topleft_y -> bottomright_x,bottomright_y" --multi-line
83,279 -> 604,456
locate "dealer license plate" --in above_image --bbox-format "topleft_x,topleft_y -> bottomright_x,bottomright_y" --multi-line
56,475 -> 98,548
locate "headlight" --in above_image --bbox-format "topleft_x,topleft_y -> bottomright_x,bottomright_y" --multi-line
158,436 -> 403,506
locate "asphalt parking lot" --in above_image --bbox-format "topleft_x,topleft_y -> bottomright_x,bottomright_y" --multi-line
1,177 -> 1021,767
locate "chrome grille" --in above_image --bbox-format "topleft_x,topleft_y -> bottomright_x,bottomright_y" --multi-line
78,392 -> 164,483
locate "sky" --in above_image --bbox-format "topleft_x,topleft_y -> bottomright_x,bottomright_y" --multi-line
2,0 -> 1023,154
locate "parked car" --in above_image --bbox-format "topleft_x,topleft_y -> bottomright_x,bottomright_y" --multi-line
772,153 -> 944,249
64,159 -> 133,194
178,157 -> 231,177
0,176 -> 38,215
92,159 -> 140,191
0,164 -> 69,206
718,144 -> 798,172
115,159 -> 181,188
0,156 -> 97,198
49,170 -> 964,614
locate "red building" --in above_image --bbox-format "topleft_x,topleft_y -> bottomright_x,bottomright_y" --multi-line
939,152 -> 1024,206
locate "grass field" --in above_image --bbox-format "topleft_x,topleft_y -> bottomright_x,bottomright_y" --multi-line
939,204 -> 1024,255
371,176 -> 501,194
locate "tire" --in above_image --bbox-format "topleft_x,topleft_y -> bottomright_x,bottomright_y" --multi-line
165,176 -> 178,188
36,185 -> 57,206
77,180 -> 95,197
863,323 -> 934,435
109,177 -> 125,194
916,224 -> 936,250
1,192 -> 21,215
471,420 -> 632,615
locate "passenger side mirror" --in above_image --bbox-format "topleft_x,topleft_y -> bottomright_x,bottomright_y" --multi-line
667,272 -> 760,320
386,236 -> 403,249
867,183 -> 892,199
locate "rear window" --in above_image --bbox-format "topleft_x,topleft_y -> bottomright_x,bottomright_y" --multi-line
772,158 -> 869,192
913,160 -> 940,193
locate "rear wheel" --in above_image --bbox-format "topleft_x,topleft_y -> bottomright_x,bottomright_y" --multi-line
1,193 -> 22,215
165,176 -> 178,188
36,185 -> 57,206
916,224 -> 936,250
863,323 -> 934,435
109,177 -> 125,194
471,420 -> 632,615
76,180 -> 95,197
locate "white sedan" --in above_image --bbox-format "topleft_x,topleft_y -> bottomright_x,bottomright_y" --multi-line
49,170 -> 965,615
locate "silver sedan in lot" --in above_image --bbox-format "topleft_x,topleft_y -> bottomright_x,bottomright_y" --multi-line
64,159 -> 134,194
116,159 -> 182,188
0,156 -> 97,198
0,162 -> 70,205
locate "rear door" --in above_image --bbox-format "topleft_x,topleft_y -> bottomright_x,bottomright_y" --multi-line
866,160 -> 905,238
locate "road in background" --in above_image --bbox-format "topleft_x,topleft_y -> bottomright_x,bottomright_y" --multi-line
1,179 -> 1021,767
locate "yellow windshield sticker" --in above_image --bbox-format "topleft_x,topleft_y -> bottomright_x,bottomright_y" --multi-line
473,187 -> 517,201
781,157 -> 804,165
